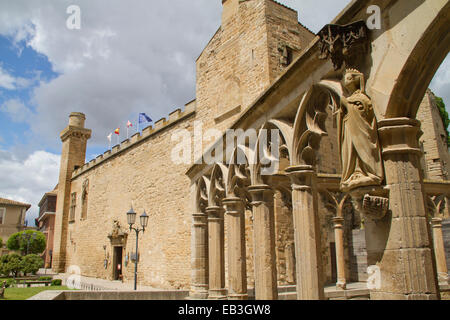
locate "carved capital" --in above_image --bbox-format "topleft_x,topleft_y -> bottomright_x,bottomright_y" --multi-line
431,217 -> 443,229
192,212 -> 208,227
206,206 -> 224,221
378,118 -> 423,157
332,217 -> 345,229
285,165 -> 315,191
318,20 -> 369,70
248,185 -> 273,207
223,197 -> 245,216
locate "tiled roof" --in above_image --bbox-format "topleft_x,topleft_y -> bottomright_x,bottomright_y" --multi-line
0,197 -> 31,209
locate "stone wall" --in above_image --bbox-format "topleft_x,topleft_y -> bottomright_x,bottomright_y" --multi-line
60,0 -> 314,290
195,0 -> 314,135
417,90 -> 450,180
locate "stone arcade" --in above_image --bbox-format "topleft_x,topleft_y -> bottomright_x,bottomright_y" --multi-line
50,0 -> 450,300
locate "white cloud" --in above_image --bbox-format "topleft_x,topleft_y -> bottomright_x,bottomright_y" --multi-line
0,149 -> 60,225
0,64 -> 40,91
0,65 -> 17,90
1,99 -> 33,122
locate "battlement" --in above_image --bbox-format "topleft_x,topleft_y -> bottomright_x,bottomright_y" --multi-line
71,100 -> 196,179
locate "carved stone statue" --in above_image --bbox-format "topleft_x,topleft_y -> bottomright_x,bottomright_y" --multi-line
337,69 -> 384,192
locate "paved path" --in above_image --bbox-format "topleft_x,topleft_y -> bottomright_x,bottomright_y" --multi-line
37,269 -> 161,291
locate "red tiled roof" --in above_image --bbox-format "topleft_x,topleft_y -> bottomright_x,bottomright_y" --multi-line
0,197 -> 31,209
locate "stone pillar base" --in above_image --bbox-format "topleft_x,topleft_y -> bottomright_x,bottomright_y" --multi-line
228,293 -> 249,300
208,289 -> 228,300
188,290 -> 209,300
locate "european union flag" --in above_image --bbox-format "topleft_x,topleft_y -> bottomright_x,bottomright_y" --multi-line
139,113 -> 152,124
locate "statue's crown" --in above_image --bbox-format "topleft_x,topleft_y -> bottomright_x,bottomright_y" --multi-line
345,68 -> 362,75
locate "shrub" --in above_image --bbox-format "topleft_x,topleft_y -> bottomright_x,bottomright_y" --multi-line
0,237 -> 3,248
39,276 -> 53,281
20,254 -> 44,275
0,253 -> 22,277
6,230 -> 46,255
5,278 -> 16,288
51,279 -> 62,286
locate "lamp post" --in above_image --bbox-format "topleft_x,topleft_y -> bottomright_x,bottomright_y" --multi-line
20,232 -> 37,255
127,206 -> 149,291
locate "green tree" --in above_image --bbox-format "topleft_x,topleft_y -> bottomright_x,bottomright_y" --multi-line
20,254 -> 44,275
0,253 -> 22,277
0,237 -> 3,248
435,96 -> 450,147
6,230 -> 46,255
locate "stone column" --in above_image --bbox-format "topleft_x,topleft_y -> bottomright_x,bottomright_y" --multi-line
190,212 -> 209,299
431,218 -> 449,285
206,206 -> 227,299
286,165 -> 325,300
248,185 -> 278,300
223,197 -> 248,300
332,217 -> 346,290
377,117 -> 440,300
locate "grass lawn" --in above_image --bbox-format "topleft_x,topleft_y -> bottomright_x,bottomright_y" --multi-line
0,286 -> 70,300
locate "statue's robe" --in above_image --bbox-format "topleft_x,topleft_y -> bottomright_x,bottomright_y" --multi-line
338,91 -> 384,191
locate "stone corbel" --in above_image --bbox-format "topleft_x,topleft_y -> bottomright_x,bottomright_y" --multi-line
349,186 -> 389,221
318,20 -> 369,70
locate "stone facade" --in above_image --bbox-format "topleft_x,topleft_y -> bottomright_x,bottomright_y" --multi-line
417,90 -> 450,181
50,0 -> 450,300
52,0 -> 315,290
0,198 -> 30,254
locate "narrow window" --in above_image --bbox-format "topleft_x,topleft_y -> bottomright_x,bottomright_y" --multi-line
81,180 -> 89,220
69,193 -> 77,222
0,208 -> 5,225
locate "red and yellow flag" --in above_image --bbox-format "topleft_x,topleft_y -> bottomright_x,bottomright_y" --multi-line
114,128 -> 120,135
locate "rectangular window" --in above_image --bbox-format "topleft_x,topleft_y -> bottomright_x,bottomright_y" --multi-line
69,193 -> 77,222
0,208 -> 5,225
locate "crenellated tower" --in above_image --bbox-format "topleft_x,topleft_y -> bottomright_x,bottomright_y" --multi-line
52,112 -> 91,272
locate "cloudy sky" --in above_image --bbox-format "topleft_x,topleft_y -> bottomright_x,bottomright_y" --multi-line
0,0 -> 448,225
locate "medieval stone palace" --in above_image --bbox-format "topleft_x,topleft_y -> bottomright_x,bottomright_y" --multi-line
49,0 -> 450,300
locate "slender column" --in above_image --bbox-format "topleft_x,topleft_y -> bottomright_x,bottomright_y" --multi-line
248,185 -> 278,300
286,165 -> 325,300
332,217 -> 346,290
431,218 -> 449,285
223,197 -> 248,300
377,118 -> 440,300
190,212 -> 209,299
206,206 -> 227,299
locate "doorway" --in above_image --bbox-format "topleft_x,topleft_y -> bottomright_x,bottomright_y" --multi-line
113,246 -> 123,281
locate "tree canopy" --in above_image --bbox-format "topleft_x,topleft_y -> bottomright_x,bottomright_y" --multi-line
6,230 -> 46,255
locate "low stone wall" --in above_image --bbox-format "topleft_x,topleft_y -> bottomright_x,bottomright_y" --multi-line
31,290 -> 190,300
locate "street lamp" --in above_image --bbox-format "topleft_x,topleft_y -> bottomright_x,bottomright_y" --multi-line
127,206 -> 149,291
20,232 -> 37,255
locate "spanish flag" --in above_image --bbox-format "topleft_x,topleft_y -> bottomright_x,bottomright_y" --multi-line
114,128 -> 120,135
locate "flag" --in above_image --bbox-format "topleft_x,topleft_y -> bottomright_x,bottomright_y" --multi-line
139,113 -> 152,124
107,133 -> 112,142
114,128 -> 120,135
127,121 -> 133,128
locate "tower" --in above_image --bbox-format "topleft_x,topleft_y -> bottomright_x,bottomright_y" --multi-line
196,0 -> 315,134
52,112 -> 91,272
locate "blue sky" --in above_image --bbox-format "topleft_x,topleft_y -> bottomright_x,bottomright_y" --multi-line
0,35 -> 58,151
0,0 -> 448,225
